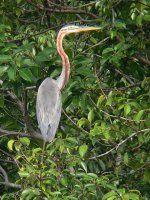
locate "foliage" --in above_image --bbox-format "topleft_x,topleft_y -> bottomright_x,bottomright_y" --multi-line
0,0 -> 150,199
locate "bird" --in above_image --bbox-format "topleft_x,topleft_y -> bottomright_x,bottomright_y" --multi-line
36,24 -> 101,143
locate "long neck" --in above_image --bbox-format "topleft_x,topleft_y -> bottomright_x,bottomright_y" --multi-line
56,32 -> 70,90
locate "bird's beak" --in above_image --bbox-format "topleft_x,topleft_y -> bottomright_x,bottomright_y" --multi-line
76,26 -> 102,33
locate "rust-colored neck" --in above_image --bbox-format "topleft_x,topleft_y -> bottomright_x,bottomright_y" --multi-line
56,31 -> 70,90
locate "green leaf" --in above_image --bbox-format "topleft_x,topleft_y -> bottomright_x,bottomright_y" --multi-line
79,144 -> 88,158
8,139 -> 15,151
90,126 -> 101,136
36,47 -> 56,62
88,110 -> 94,123
114,21 -> 126,28
143,168 -> 150,183
21,188 -> 36,200
102,48 -> 114,55
134,110 -> 144,123
87,173 -> 98,178
106,91 -> 113,106
84,183 -> 95,188
99,159 -> 106,171
14,141 -> 22,151
19,68 -> 33,82
122,194 -> 129,200
7,66 -> 16,80
102,191 -> 117,200
17,0 -> 22,3
136,15 -> 142,26
19,171 -> 30,178
77,118 -> 89,127
81,161 -> 87,173
60,177 -> 68,187
143,15 -> 150,22
97,95 -> 105,108
0,66 -> 9,76
110,30 -> 117,39
145,119 -> 150,128
22,59 -> 36,67
0,96 -> 4,108
20,137 -> 30,146
128,193 -> 139,200
16,8 -> 22,17
90,37 -> 97,44
0,55 -> 11,63
124,104 -> 131,116
124,152 -> 129,165
76,66 -> 92,77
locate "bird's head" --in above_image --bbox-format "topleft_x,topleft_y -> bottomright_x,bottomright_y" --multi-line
59,24 -> 102,35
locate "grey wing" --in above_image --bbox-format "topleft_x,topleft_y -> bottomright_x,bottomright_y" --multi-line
36,78 -> 61,142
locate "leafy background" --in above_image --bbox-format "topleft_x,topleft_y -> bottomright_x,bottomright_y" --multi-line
0,0 -> 150,199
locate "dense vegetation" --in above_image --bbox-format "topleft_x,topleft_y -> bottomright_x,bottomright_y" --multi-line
0,0 -> 150,199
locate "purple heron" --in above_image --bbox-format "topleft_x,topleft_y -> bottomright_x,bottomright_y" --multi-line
36,25 -> 101,142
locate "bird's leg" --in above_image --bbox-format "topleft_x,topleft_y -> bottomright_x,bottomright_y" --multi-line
41,141 -> 46,165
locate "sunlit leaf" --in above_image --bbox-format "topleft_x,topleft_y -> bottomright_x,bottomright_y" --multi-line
88,110 -> 94,123
19,171 -> 30,178
8,139 -> 15,151
102,191 -> 117,200
20,137 -> 30,146
79,144 -> 88,158
134,110 -> 144,123
124,104 -> 131,116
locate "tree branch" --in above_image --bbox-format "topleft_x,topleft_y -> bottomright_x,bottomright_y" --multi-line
7,91 -> 36,136
134,54 -> 150,66
0,128 -> 43,140
0,165 -> 9,183
43,0 -> 51,27
0,181 -> 21,189
0,166 -> 20,190
89,128 -> 150,159
62,109 -> 89,135
88,96 -> 145,122
26,0 -> 98,19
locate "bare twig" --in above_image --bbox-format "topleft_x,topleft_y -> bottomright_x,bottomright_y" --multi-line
62,109 -> 89,134
114,68 -> 136,84
0,149 -> 13,159
0,166 -> 9,183
134,54 -> 150,66
89,128 -> 150,159
7,91 -> 24,112
74,1 -> 98,8
25,86 -> 36,90
82,37 -> 110,53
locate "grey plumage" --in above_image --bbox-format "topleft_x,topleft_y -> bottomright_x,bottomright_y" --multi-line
36,78 -> 61,142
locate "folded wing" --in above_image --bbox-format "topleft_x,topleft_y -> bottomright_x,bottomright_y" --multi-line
36,78 -> 61,142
